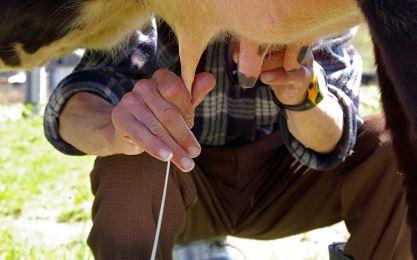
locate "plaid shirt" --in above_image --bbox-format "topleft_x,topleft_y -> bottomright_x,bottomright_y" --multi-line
44,20 -> 363,171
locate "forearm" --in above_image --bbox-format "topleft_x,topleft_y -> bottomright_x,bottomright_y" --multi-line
59,92 -> 114,156
286,93 -> 344,154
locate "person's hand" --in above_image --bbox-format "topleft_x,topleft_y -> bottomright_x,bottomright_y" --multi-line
232,44 -> 313,105
259,46 -> 313,106
102,69 -> 216,172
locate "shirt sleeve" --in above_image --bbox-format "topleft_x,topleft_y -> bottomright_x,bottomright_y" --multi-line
278,27 -> 363,171
44,19 -> 179,155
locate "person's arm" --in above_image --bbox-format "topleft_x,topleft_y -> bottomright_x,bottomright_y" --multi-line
44,20 -> 173,155
43,68 -> 134,155
58,92 -> 119,157
57,70 -> 215,172
44,21 -> 216,172
260,29 -> 362,170
262,56 -> 344,154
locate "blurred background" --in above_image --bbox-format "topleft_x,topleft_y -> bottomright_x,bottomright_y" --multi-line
0,25 -> 381,259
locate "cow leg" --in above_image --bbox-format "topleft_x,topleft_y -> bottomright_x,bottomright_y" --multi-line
373,44 -> 417,257
375,44 -> 417,257
358,0 -> 417,134
356,1 -> 417,257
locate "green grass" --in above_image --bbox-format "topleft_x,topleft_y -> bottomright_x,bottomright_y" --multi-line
359,85 -> 381,117
352,25 -> 375,74
0,106 -> 95,259
0,230 -> 91,260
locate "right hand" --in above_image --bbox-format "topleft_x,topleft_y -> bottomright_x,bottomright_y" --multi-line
102,69 -> 216,172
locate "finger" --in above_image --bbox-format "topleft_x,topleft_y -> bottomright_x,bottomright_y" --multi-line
261,66 -> 313,106
260,66 -> 313,87
153,69 -> 194,127
102,123 -> 144,155
133,81 -> 201,158
235,44 -> 285,73
125,94 -> 197,171
115,131 -> 144,155
191,72 -> 216,109
111,106 -> 173,162
282,44 -> 302,71
261,49 -> 285,72
113,106 -> 195,172
283,44 -> 312,72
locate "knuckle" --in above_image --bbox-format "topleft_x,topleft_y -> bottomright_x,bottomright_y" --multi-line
147,122 -> 165,137
161,84 -> 181,99
111,106 -> 125,122
134,79 -> 154,94
159,106 -> 179,125
121,92 -> 136,107
153,68 -> 172,79
130,127 -> 144,142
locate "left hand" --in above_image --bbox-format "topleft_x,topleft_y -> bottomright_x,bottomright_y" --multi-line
234,44 -> 343,154
259,46 -> 314,105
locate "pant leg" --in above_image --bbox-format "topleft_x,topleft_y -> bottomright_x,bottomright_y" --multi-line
217,114 -> 411,259
86,114 -> 412,259
340,116 -> 412,260
87,153 -> 198,260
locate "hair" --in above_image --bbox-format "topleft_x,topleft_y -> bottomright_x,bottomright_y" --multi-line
358,0 -> 417,257
0,0 -> 81,67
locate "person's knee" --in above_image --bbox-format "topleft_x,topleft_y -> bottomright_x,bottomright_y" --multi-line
87,212 -> 156,259
358,113 -> 391,147
87,153 -> 191,258
90,153 -> 167,196
349,113 -> 392,163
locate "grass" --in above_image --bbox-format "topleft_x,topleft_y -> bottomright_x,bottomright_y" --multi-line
0,105 -> 95,259
351,25 -> 375,74
0,230 -> 91,260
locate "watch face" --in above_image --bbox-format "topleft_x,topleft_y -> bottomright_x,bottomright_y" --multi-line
311,62 -> 328,104
308,75 -> 320,105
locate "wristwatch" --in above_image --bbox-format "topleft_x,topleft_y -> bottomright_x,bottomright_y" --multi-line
274,61 -> 328,112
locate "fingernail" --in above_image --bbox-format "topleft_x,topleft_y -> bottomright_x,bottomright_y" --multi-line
181,157 -> 195,172
159,148 -> 173,161
297,46 -> 310,64
187,146 -> 200,158
260,72 -> 274,83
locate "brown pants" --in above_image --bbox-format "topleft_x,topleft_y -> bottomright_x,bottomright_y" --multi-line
87,115 -> 412,260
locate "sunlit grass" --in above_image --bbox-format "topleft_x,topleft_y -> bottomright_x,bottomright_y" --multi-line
359,85 -> 381,117
0,229 -> 91,260
0,106 -> 94,258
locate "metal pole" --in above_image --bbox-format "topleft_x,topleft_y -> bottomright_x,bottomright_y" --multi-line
24,67 -> 47,113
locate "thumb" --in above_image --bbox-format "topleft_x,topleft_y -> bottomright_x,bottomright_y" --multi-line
283,44 -> 311,72
191,72 -> 216,109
